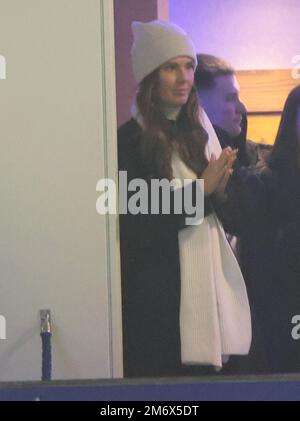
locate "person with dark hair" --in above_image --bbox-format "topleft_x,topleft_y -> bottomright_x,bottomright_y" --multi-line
118,20 -> 251,378
246,85 -> 300,372
195,54 -> 271,170
221,85 -> 300,373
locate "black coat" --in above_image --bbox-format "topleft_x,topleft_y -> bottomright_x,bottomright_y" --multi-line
118,119 -> 215,377
249,168 -> 300,373
218,167 -> 300,373
213,114 -> 272,169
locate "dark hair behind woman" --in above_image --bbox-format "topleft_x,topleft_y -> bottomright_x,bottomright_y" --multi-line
268,85 -> 300,173
235,85 -> 300,374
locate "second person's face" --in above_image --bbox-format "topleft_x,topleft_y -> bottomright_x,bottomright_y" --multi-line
200,74 -> 245,138
158,56 -> 195,108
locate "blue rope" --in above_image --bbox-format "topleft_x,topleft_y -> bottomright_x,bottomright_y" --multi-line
41,332 -> 52,381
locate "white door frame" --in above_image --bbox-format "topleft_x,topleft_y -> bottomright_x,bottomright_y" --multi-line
99,0 -> 123,378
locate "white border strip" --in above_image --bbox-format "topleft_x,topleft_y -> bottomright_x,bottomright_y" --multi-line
99,0 -> 123,378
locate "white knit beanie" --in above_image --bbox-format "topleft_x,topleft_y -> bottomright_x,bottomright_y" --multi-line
131,20 -> 197,84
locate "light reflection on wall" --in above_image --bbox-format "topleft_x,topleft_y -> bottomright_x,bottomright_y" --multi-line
169,0 -> 300,70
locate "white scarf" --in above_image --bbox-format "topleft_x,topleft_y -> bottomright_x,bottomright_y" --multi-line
173,109 -> 251,369
131,104 -> 252,369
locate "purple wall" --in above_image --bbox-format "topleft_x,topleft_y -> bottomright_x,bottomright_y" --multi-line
114,0 -> 159,126
169,0 -> 300,70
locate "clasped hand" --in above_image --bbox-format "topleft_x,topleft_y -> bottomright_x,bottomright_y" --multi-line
201,147 -> 238,196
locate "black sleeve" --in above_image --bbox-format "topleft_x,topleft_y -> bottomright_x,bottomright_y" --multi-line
212,167 -> 268,236
119,178 -> 213,253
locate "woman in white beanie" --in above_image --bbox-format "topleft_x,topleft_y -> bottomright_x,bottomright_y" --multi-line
118,20 -> 251,377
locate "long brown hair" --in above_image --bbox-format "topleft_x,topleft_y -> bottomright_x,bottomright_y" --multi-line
136,68 -> 208,180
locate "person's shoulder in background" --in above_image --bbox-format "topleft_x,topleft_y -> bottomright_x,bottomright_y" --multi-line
245,139 -> 272,170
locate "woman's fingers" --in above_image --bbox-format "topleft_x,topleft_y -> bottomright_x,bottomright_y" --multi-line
213,148 -> 238,172
203,148 -> 237,195
215,167 -> 233,196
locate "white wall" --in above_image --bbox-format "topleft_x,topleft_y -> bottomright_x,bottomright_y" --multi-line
0,0 -> 121,381
170,0 -> 300,70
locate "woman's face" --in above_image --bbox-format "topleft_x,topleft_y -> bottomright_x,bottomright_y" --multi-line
158,56 -> 195,107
